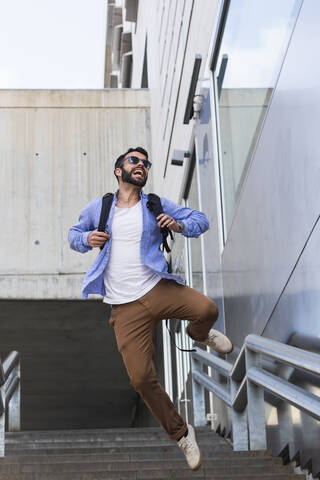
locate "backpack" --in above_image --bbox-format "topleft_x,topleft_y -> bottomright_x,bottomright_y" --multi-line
97,193 -> 173,252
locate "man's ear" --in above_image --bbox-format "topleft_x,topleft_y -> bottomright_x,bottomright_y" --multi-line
115,167 -> 122,181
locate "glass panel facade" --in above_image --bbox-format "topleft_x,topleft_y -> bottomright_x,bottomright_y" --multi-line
214,0 -> 302,238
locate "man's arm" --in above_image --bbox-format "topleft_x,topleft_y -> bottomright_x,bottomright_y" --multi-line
68,198 -> 99,253
159,197 -> 209,238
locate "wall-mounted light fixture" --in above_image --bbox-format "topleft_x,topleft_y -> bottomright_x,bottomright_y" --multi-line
171,149 -> 191,166
183,54 -> 202,124
192,94 -> 204,120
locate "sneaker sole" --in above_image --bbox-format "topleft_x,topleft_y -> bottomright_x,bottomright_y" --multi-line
225,336 -> 234,354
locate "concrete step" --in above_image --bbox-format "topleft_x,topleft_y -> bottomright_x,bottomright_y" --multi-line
4,444 -> 233,456
139,476 -> 303,480
1,427 -> 301,480
206,477 -> 304,480
135,465 -> 295,478
0,459 -> 292,474
0,473 -> 304,480
6,438 -> 224,446
5,427 -> 169,437
137,471 -> 303,480
6,438 -> 228,448
0,474 -> 137,480
0,452 -> 284,465
5,447 -> 278,459
5,426 -> 211,441
5,429 -> 224,445
5,436 -> 224,447
5,440 -> 231,450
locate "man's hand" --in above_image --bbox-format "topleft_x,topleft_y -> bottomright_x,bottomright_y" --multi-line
88,229 -> 110,248
156,214 -> 183,233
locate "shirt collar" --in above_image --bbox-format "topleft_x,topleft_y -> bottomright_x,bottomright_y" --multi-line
114,188 -> 146,199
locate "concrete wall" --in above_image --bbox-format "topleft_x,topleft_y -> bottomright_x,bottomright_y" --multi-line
0,300 -> 135,430
0,299 -> 161,430
0,89 -> 151,299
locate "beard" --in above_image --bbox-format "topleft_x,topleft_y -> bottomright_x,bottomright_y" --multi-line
121,167 -> 147,187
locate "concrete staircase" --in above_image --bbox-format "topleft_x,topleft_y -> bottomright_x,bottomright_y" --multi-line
0,427 -> 304,479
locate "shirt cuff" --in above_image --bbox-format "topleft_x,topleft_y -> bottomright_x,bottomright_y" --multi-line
81,231 -> 91,248
177,221 -> 185,233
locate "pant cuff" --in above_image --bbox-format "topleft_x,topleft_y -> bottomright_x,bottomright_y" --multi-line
186,324 -> 208,343
169,422 -> 188,441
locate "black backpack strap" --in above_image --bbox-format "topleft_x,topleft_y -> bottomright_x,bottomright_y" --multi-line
147,193 -> 173,253
98,193 -> 114,233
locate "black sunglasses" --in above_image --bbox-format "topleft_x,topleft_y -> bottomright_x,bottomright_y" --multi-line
126,155 -> 152,170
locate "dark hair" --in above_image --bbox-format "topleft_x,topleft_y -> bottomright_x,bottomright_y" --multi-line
114,147 -> 149,182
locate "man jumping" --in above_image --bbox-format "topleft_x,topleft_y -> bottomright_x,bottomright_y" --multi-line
68,146 -> 233,471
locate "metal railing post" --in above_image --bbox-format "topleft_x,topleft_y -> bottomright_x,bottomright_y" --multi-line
245,348 -> 267,450
8,363 -> 21,432
191,356 -> 206,426
230,379 -> 248,450
0,383 -> 5,457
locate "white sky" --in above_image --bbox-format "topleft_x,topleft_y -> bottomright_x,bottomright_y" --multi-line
0,0 -> 107,89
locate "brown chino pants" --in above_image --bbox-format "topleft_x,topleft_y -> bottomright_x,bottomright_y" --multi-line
109,278 -> 219,440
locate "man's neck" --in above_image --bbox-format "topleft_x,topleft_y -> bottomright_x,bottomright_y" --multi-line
116,185 -> 141,207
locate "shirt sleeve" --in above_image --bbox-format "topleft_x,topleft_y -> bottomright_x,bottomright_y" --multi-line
161,197 -> 209,238
68,198 -> 100,253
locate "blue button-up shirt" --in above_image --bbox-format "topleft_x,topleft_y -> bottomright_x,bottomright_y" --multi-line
68,190 -> 209,299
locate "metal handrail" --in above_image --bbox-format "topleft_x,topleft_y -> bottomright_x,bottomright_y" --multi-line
191,334 -> 320,451
2,352 -> 20,383
245,334 -> 320,375
0,351 -> 21,456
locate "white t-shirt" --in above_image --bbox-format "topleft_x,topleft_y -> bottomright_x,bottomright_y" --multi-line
103,201 -> 161,304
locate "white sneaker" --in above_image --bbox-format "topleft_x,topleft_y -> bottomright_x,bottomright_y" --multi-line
177,424 -> 202,471
201,328 -> 233,354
